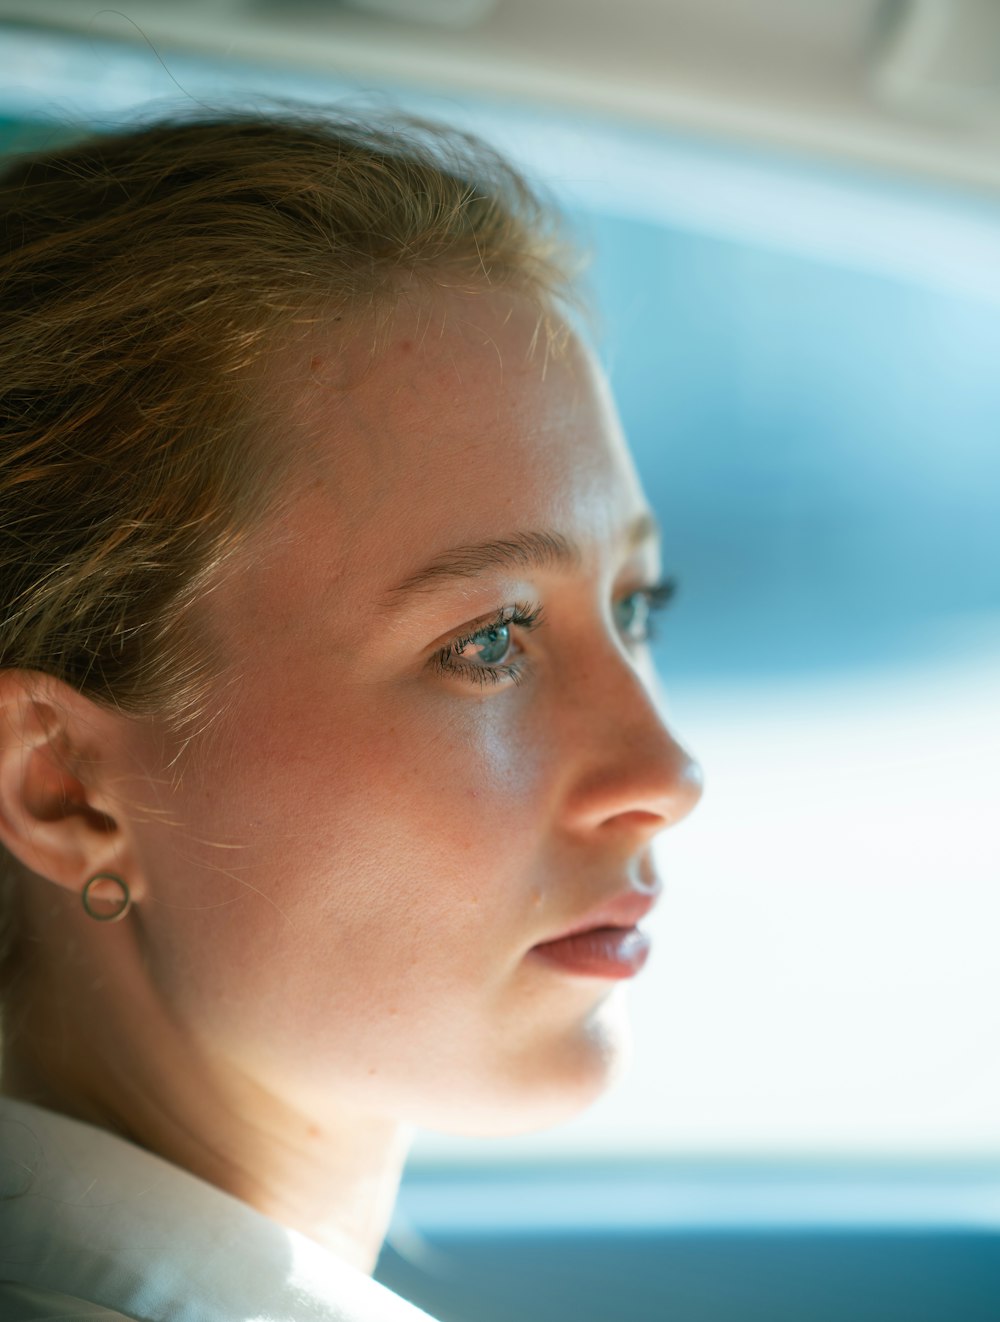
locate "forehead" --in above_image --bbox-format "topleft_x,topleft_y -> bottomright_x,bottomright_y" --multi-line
230,288 -> 647,636
290,289 -> 639,537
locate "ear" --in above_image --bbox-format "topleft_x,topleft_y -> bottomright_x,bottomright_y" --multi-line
0,671 -> 141,902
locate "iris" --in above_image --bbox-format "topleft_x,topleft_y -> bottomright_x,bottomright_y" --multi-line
463,623 -> 511,667
615,591 -> 651,643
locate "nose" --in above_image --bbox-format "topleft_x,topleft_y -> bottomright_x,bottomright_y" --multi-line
560,647 -> 703,842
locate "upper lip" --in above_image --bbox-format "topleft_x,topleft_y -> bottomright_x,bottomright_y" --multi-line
534,887 -> 660,947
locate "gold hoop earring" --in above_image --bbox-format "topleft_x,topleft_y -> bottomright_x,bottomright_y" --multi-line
81,873 -> 132,923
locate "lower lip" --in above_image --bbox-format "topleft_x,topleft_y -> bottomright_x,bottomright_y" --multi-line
530,926 -> 651,980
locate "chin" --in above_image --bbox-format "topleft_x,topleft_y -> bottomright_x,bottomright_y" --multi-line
423,990 -> 634,1139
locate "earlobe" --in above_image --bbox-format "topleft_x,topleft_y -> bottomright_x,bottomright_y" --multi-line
0,671 -> 138,901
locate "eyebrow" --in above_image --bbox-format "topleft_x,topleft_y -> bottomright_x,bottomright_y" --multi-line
379,512 -> 660,609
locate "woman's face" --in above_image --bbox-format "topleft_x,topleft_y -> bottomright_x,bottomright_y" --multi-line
117,288 -> 702,1136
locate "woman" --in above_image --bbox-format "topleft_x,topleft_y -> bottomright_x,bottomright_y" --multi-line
0,112 -> 701,1320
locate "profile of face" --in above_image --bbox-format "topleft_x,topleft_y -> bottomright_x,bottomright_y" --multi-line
11,286 -> 702,1143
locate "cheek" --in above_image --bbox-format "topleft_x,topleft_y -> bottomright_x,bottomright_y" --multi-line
260,679 -> 553,851
130,679 -> 557,1027
120,660 -> 625,1130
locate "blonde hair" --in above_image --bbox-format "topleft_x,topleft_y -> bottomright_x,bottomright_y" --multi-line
0,108 -> 578,995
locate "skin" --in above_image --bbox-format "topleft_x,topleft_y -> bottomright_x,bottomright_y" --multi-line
0,286 -> 701,1271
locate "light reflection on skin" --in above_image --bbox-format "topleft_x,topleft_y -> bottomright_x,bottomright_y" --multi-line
2,287 -> 702,1271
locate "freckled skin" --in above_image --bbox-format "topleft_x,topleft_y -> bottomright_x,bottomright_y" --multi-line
107,287 -> 701,1139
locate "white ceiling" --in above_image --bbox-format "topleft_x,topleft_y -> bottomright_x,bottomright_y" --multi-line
2,0 -> 1000,192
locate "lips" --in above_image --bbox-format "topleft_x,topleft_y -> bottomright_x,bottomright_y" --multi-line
529,887 -> 659,980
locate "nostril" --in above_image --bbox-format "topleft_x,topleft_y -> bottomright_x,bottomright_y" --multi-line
597,808 -> 673,842
608,809 -> 667,832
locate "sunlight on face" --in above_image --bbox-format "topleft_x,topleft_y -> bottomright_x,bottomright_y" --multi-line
120,288 -> 702,1136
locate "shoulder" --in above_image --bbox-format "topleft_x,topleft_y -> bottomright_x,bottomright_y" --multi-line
0,1281 -> 135,1320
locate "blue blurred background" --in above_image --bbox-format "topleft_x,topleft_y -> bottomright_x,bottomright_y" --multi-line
592,207 -> 1000,680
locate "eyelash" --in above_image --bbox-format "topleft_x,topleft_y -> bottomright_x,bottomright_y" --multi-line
432,601 -> 543,689
431,577 -> 678,690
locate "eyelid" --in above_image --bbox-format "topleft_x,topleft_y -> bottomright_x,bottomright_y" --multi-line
635,576 -> 678,609
427,575 -> 677,689
430,601 -> 544,688
444,601 -> 543,653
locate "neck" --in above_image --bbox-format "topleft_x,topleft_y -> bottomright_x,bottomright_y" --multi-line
3,947 -> 411,1274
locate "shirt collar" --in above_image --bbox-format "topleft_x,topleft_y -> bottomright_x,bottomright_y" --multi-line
0,1096 -> 435,1322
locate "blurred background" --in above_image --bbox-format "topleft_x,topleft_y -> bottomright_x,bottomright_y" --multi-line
2,2 -> 999,1317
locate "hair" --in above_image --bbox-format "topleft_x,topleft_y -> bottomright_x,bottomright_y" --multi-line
0,107 -> 580,1003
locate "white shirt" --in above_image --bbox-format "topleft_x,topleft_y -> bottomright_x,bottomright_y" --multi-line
0,1097 -> 440,1322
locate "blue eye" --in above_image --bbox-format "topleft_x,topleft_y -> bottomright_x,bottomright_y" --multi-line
615,578 -> 678,644
458,622 -> 512,667
615,592 -> 651,642
434,602 -> 543,687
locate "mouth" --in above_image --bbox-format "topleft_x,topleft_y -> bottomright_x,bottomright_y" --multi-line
529,924 -> 651,980
528,887 -> 659,981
